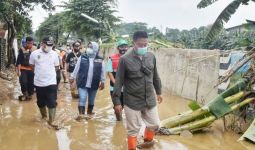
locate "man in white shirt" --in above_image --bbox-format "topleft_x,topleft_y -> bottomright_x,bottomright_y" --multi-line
29,37 -> 60,128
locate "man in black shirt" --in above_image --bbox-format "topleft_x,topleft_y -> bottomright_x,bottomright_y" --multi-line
65,42 -> 81,98
16,37 -> 35,101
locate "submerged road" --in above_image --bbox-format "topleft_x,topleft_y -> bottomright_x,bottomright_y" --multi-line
0,78 -> 254,150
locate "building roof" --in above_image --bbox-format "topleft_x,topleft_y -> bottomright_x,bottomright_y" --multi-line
226,19 -> 255,31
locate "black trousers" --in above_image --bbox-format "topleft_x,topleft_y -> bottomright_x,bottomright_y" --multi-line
19,70 -> 34,95
35,85 -> 57,108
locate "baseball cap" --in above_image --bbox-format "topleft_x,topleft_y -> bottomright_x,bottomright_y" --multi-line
42,37 -> 54,46
117,39 -> 128,47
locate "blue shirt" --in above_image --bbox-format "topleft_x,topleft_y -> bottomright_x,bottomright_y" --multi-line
106,58 -> 114,91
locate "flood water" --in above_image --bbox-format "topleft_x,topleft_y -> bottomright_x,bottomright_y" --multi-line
0,78 -> 254,150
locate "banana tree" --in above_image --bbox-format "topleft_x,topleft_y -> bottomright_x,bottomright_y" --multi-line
197,0 -> 255,40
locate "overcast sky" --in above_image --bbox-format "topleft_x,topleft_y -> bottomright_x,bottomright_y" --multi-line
30,0 -> 255,32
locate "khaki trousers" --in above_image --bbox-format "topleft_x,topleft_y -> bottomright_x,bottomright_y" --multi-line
124,105 -> 160,136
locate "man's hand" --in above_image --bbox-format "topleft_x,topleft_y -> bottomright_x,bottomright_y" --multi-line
114,104 -> 122,113
99,82 -> 105,90
157,95 -> 163,104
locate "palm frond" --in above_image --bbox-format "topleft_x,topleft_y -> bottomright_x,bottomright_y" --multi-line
206,0 -> 247,40
197,0 -> 219,8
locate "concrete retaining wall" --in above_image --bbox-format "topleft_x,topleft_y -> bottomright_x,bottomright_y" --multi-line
101,48 -> 220,103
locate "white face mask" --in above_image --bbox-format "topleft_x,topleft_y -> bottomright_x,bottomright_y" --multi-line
44,46 -> 52,53
86,48 -> 94,55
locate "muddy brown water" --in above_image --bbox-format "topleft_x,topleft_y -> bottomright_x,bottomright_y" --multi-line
0,78 -> 254,150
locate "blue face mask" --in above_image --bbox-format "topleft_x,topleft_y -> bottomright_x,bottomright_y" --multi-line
136,47 -> 148,56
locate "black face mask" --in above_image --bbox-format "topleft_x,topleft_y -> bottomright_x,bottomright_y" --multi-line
74,48 -> 79,52
119,49 -> 127,55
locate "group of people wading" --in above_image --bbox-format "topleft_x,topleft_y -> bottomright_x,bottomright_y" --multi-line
16,31 -> 163,150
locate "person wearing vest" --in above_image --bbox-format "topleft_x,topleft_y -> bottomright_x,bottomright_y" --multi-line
70,41 -> 105,120
112,31 -> 163,149
16,36 -> 35,101
106,39 -> 129,121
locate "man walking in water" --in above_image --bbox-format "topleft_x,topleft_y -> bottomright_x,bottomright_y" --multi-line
29,37 -> 60,128
106,39 -> 129,121
112,31 -> 163,149
66,41 -> 81,98
16,37 -> 35,100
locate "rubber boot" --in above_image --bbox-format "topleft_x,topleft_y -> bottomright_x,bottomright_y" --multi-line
87,105 -> 95,115
24,92 -> 30,100
79,106 -> 85,115
19,91 -> 28,101
48,108 -> 56,126
128,136 -> 137,150
27,93 -> 33,100
18,95 -> 26,101
76,106 -> 85,121
137,128 -> 155,149
39,107 -> 47,119
115,110 -> 123,121
86,105 -> 95,119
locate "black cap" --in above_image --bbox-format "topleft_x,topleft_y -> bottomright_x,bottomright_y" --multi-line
42,37 -> 54,46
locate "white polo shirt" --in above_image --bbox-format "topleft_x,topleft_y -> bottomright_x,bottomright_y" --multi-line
29,49 -> 60,87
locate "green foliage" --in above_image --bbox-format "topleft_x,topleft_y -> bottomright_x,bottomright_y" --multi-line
197,0 -> 219,8
165,25 -> 255,50
62,0 -> 120,41
14,14 -> 33,40
0,0 -> 54,65
0,0 -> 54,42
35,0 -> 120,44
35,13 -> 66,44
197,0 -> 254,40
114,22 -> 148,37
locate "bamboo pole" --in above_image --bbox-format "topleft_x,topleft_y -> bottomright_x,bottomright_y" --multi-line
168,98 -> 255,134
161,91 -> 245,128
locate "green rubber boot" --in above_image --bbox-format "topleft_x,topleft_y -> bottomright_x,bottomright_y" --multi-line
39,107 -> 47,119
48,108 -> 56,125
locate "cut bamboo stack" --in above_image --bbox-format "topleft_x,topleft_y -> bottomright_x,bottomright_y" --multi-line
161,78 -> 255,134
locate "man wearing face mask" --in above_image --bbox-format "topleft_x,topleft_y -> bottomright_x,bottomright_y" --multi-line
65,42 -> 81,98
16,36 -> 35,101
77,38 -> 85,53
106,39 -> 129,121
112,31 -> 163,150
29,37 -> 60,128
70,41 -> 105,120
